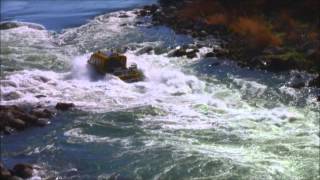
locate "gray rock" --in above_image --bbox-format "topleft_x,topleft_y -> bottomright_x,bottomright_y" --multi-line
13,164 -> 33,179
2,92 -> 20,101
55,102 -> 75,111
35,118 -> 50,127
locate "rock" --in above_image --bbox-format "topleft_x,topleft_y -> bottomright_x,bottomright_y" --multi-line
0,162 -> 11,179
35,95 -> 46,98
205,52 -> 215,58
135,21 -> 143,26
262,47 -> 285,55
0,21 -> 45,30
289,82 -> 305,89
138,10 -> 148,16
108,173 -> 132,180
143,4 -> 159,14
31,109 -> 53,118
12,164 -> 33,179
7,176 -> 23,180
3,126 -> 15,135
168,45 -> 199,59
213,47 -> 229,58
186,49 -> 198,59
0,22 -> 20,30
136,46 -> 153,55
55,103 -> 75,111
2,92 -> 20,101
309,75 -> 320,88
35,118 -> 50,127
1,105 -> 55,135
8,118 -> 26,131
168,48 -> 186,57
317,96 -> 320,102
13,110 -> 38,124
118,14 -> 129,18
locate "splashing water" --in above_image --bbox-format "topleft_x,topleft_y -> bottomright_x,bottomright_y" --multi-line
1,8 -> 319,180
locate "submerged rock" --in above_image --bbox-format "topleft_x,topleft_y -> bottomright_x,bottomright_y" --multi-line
309,75 -> 320,88
0,22 -> 20,30
12,164 -> 33,179
55,102 -> 75,111
0,105 -> 55,135
0,21 -> 45,30
168,45 -> 199,59
0,163 -> 12,179
2,92 -> 21,101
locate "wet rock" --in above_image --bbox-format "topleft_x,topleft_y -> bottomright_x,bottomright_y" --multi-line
213,47 -> 229,58
118,13 -> 129,18
135,21 -> 143,26
168,45 -> 199,58
35,118 -> 50,127
2,92 -> 21,101
169,48 -> 187,57
31,109 -> 53,118
317,96 -> 320,102
138,9 -> 148,17
0,163 -> 11,179
309,75 -> 320,88
0,22 -> 20,30
55,102 -> 75,111
262,47 -> 285,55
186,49 -> 198,59
136,46 -> 153,55
0,105 -> 55,134
7,176 -> 23,180
3,126 -> 15,135
38,76 -> 50,83
12,164 -> 33,179
13,110 -> 38,124
35,95 -> 46,98
1,81 -> 17,88
108,173 -> 132,180
0,21 -> 45,30
205,52 -> 215,58
8,118 -> 26,131
289,82 -> 305,89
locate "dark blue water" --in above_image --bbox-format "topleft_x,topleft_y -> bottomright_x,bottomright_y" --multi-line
1,0 -> 156,31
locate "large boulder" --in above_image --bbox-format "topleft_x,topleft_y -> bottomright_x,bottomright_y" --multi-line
0,163 -> 11,179
55,102 -> 75,111
168,45 -> 199,59
309,75 -> 320,88
12,164 -> 33,179
0,105 -> 55,134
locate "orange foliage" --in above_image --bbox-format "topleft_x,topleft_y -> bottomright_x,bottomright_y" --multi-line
179,0 -> 222,20
308,31 -> 319,41
205,14 -> 228,25
230,17 -> 282,47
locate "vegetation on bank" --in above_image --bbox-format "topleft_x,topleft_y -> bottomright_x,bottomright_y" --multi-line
158,0 -> 320,74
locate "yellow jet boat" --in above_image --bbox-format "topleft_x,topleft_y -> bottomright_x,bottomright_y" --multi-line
88,51 -> 144,83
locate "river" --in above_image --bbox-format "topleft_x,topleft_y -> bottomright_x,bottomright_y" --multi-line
1,0 -> 319,179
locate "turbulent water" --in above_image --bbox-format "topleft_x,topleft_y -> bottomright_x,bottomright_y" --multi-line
1,3 -> 320,180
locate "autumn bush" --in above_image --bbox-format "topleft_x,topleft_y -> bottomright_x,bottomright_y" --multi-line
205,14 -> 228,25
178,0 -> 222,20
229,17 -> 282,47
176,0 -> 320,48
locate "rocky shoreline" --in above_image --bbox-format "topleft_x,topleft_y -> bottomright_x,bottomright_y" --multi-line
0,162 -> 35,180
0,103 -> 74,135
0,103 -> 74,179
137,1 -> 320,93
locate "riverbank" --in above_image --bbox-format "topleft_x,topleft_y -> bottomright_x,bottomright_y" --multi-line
143,0 -> 320,90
